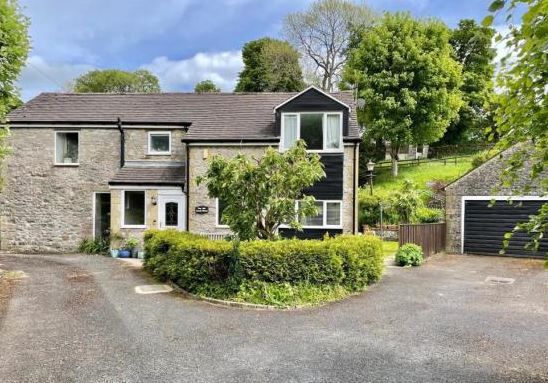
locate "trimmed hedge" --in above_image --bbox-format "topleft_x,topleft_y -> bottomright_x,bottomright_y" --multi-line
143,230 -> 385,298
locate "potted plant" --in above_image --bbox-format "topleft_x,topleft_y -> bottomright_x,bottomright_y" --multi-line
125,236 -> 140,258
63,146 -> 77,164
109,232 -> 124,258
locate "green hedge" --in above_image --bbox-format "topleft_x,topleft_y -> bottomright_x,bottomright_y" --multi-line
143,230 -> 384,296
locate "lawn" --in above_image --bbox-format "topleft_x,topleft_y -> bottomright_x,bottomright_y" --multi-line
382,241 -> 399,258
364,158 -> 473,197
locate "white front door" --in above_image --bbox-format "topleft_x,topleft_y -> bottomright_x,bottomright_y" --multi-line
158,194 -> 185,230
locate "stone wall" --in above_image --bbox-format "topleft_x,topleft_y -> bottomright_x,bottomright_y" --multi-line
0,128 -> 120,252
125,129 -> 186,162
187,144 -> 357,234
445,146 -> 544,253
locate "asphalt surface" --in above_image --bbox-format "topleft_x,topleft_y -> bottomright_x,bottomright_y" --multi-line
0,252 -> 547,383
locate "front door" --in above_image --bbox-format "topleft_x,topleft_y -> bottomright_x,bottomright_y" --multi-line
158,194 -> 185,230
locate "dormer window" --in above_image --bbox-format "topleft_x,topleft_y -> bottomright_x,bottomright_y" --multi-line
148,131 -> 171,155
281,112 -> 342,152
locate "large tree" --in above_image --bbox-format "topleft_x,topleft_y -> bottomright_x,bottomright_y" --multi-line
342,12 -> 463,176
0,0 -> 30,187
484,0 -> 547,254
436,19 -> 496,145
284,0 -> 375,91
235,38 -> 305,92
197,141 -> 325,240
72,69 -> 161,93
194,79 -> 220,93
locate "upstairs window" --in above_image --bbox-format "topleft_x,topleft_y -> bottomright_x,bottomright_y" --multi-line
281,112 -> 342,152
55,131 -> 79,165
148,131 -> 171,155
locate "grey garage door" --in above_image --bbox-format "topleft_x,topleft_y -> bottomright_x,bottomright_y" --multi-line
463,199 -> 547,258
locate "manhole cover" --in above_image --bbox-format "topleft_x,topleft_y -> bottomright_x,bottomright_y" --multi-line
135,284 -> 173,294
485,276 -> 515,285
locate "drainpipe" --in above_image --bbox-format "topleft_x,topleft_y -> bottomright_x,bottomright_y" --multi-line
117,117 -> 125,168
353,141 -> 359,234
184,140 -> 190,232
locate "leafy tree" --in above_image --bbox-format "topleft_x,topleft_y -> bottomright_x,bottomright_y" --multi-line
342,12 -> 463,176
197,141 -> 325,240
284,0 -> 375,91
0,0 -> 30,188
436,19 -> 496,145
235,38 -> 305,92
194,79 -> 220,93
484,0 -> 547,254
72,69 -> 161,93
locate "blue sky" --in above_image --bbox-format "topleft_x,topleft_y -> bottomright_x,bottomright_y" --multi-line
18,0 -> 508,100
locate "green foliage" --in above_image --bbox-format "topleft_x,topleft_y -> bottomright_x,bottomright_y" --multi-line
358,193 -> 398,227
196,141 -> 325,240
414,207 -> 444,223
124,236 -> 139,250
234,281 -> 349,307
395,243 -> 423,266
484,0 -> 547,254
143,230 -> 385,306
388,180 -> 425,224
0,0 -> 30,187
235,37 -> 305,92
194,80 -> 220,93
343,12 -> 463,176
78,238 -> 109,254
72,69 -> 161,93
470,149 -> 500,168
143,229 -> 234,292
437,19 -> 496,145
283,0 -> 375,91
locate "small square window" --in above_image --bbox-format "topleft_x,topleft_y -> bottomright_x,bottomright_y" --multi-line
55,132 -> 79,164
148,132 -> 171,154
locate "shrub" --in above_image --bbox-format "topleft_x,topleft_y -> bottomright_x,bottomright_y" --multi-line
143,229 -> 234,292
143,230 -> 385,302
471,149 -> 499,168
389,180 -> 425,224
78,238 -> 109,254
358,193 -> 399,228
395,244 -> 423,266
414,207 -> 444,223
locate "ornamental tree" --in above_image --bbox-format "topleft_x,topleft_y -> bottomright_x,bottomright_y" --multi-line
196,141 -> 325,240
342,12 -> 463,176
0,0 -> 30,188
194,79 -> 220,93
484,0 -> 547,254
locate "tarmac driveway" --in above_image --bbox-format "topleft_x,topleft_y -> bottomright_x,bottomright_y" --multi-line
0,252 -> 546,383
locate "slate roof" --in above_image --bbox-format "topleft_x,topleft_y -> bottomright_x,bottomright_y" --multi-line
8,91 -> 360,141
109,164 -> 185,186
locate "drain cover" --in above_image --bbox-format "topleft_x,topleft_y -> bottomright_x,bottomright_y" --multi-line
135,284 -> 173,294
485,276 -> 515,285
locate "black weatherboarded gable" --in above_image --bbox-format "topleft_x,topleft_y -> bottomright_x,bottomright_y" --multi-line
304,154 -> 343,200
463,199 -> 547,258
275,87 -> 350,137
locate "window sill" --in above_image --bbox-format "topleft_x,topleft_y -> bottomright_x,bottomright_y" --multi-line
147,152 -> 171,156
121,225 -> 147,229
54,163 -> 79,167
215,224 -> 230,229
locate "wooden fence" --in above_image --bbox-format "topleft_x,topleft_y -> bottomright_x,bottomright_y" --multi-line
399,223 -> 446,256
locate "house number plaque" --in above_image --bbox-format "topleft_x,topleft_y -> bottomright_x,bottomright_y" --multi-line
195,205 -> 209,214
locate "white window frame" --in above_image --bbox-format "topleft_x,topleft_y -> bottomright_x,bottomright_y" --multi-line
121,189 -> 147,229
297,200 -> 343,229
54,131 -> 80,166
147,131 -> 172,155
280,111 -> 343,153
215,198 -> 230,228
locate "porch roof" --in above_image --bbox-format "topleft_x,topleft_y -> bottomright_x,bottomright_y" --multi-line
108,164 -> 185,187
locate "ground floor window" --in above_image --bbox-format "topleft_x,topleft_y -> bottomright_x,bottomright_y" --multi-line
123,190 -> 145,227
298,200 -> 342,228
216,198 -> 229,227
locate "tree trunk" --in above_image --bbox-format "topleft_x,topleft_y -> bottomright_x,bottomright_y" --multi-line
390,146 -> 399,177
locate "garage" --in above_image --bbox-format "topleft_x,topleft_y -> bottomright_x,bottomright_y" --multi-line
462,198 -> 547,258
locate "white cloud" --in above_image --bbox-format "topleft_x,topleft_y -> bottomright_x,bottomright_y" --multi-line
17,56 -> 94,100
142,51 -> 243,92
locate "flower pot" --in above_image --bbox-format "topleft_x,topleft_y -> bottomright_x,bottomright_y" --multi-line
118,249 -> 131,258
110,249 -> 119,258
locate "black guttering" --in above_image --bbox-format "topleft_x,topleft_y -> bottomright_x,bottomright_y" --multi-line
108,181 -> 185,186
117,117 -> 125,168
181,137 -> 280,143
7,120 -> 193,127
